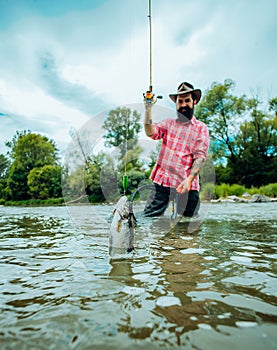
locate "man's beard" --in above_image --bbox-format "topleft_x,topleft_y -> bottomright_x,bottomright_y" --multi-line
176,106 -> 194,122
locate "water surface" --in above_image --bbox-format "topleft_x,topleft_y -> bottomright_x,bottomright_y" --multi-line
0,202 -> 276,349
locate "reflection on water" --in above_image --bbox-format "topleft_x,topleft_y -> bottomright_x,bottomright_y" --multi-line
0,203 -> 276,349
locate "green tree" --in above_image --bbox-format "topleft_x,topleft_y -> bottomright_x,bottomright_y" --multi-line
63,152 -> 118,203
269,97 -> 277,116
121,146 -> 144,172
6,131 -> 58,170
85,153 -> 107,202
234,99 -> 277,186
6,161 -> 29,200
6,131 -> 59,200
102,107 -> 142,158
196,79 -> 248,165
62,165 -> 86,202
0,154 -> 9,178
27,165 -> 62,199
0,154 -> 9,199
196,81 -> 277,186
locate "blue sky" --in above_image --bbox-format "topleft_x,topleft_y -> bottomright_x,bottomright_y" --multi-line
0,0 -> 276,155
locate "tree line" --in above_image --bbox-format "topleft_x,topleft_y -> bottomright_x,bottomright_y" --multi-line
0,79 -> 276,203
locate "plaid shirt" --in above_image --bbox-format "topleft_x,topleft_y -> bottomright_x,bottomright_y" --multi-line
150,116 -> 209,191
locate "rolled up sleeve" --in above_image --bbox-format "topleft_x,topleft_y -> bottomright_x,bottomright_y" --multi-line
150,120 -> 168,140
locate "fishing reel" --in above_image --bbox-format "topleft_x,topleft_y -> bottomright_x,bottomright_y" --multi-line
143,88 -> 162,106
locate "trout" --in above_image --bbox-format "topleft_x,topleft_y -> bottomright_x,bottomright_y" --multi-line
109,196 -> 136,255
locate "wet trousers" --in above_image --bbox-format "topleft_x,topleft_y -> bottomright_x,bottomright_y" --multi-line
143,183 -> 200,218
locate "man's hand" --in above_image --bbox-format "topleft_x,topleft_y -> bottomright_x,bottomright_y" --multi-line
143,90 -> 155,108
176,158 -> 205,194
144,101 -> 154,112
176,177 -> 193,194
144,94 -> 155,136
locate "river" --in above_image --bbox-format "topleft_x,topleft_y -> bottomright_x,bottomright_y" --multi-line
0,202 -> 276,349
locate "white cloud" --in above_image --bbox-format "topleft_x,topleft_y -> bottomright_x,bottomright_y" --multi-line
0,78 -> 92,154
0,79 -> 85,122
0,0 -> 276,156
60,28 -> 150,105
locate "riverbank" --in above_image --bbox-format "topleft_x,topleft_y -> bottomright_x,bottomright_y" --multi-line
1,195 -> 277,207
200,182 -> 277,201
1,182 -> 276,206
210,194 -> 277,203
0,198 -> 65,207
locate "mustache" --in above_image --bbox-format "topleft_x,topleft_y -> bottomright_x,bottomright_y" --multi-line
177,106 -> 194,121
178,107 -> 189,112
178,106 -> 192,113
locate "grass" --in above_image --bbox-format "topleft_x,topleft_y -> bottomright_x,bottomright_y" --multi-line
1,198 -> 65,206
201,183 -> 277,200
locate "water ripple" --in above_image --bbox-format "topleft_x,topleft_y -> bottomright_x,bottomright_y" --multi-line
0,203 -> 276,349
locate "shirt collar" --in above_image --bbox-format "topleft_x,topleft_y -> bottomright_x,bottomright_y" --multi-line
190,116 -> 196,124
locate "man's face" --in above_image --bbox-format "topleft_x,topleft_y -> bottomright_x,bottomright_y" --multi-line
176,93 -> 195,122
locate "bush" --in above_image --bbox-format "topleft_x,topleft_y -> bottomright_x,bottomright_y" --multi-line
200,183 -> 215,201
214,183 -> 231,198
213,183 -> 277,198
259,183 -> 277,197
214,183 -> 246,198
88,194 -> 106,203
248,187 -> 260,195
229,184 -> 246,197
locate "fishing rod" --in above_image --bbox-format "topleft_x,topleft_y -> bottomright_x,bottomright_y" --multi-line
122,0 -> 161,195
143,0 -> 162,105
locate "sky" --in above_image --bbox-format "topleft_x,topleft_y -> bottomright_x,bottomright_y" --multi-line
0,0 -> 276,157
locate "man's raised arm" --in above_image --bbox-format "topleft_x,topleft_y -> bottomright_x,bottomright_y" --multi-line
144,105 -> 155,137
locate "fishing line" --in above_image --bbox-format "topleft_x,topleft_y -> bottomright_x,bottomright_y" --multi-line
122,111 -> 129,194
122,0 -> 133,195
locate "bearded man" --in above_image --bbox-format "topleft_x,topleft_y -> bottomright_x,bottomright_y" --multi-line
143,82 -> 210,217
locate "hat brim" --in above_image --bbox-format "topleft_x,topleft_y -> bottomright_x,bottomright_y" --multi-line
169,89 -> 201,104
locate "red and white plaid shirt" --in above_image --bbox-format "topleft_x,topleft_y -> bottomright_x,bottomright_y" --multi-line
150,116 -> 209,191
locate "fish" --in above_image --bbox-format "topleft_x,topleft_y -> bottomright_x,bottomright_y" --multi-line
109,195 -> 136,255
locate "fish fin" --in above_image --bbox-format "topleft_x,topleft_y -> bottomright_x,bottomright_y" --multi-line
128,213 -> 137,228
127,247 -> 134,253
116,221 -> 122,232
